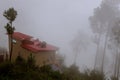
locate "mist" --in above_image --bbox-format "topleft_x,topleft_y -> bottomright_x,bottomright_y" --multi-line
0,0 -> 102,70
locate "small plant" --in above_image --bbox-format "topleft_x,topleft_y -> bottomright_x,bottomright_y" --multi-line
27,53 -> 35,68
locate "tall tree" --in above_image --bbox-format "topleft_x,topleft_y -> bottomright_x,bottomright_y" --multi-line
3,8 -> 17,61
89,0 -> 120,73
71,31 -> 90,64
110,21 -> 120,80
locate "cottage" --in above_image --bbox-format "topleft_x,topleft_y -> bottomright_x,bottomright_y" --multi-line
11,32 -> 58,66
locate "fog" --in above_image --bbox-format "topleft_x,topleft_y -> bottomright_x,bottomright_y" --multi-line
0,0 -> 102,70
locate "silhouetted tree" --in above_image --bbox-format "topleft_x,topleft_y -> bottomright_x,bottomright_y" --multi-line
71,31 -> 90,64
89,0 -> 120,73
3,8 -> 17,61
27,53 -> 35,68
111,20 -> 120,80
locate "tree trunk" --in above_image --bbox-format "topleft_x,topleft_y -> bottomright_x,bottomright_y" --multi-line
94,24 -> 103,71
101,24 -> 109,74
73,48 -> 79,64
9,22 -> 13,62
116,46 -> 120,80
9,34 -> 13,61
8,35 -> 11,61
101,33 -> 108,74
113,48 -> 118,80
94,32 -> 102,70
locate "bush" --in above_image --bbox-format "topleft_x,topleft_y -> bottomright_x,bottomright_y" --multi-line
0,56 -> 106,80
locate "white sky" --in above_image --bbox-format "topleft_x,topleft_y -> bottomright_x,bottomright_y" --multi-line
0,0 -> 102,69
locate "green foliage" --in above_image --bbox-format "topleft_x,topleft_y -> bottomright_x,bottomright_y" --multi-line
82,69 -> 105,80
3,8 -> 17,23
61,64 -> 106,80
0,61 -> 13,75
15,54 -> 25,63
3,8 -> 17,35
62,64 -> 81,80
4,23 -> 15,34
0,56 -> 106,80
38,65 -> 62,80
27,53 -> 36,68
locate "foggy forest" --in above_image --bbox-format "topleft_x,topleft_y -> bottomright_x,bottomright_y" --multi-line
0,0 -> 120,80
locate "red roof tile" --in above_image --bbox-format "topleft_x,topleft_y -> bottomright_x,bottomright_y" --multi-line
13,32 -> 33,41
13,32 -> 58,52
21,43 -> 58,52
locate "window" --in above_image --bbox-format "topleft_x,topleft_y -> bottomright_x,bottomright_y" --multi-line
12,39 -> 17,44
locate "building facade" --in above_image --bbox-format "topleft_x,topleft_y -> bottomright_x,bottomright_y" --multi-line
12,32 -> 58,66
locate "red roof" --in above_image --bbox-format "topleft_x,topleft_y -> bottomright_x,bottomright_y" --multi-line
21,43 -> 58,53
13,32 -> 33,41
13,32 -> 58,52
